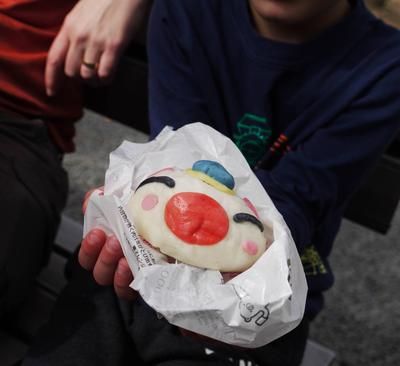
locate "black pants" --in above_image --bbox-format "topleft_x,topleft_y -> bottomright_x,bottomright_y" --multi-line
23,253 -> 309,366
0,113 -> 68,316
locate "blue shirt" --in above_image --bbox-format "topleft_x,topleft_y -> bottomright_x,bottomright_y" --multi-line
148,0 -> 400,319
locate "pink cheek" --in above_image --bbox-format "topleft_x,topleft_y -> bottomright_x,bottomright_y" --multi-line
141,194 -> 159,211
242,240 -> 259,256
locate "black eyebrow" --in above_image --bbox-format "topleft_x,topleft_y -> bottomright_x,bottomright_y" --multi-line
136,176 -> 176,191
233,213 -> 264,232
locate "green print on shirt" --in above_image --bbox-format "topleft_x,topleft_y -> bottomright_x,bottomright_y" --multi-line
300,246 -> 328,276
233,113 -> 272,167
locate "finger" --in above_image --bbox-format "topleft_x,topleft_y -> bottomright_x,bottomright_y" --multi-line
79,229 -> 107,270
65,41 -> 85,78
114,258 -> 137,300
45,31 -> 70,96
93,236 -> 123,286
81,41 -> 102,81
83,186 -> 104,202
97,43 -> 123,84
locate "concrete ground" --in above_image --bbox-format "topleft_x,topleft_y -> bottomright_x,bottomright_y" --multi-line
63,110 -> 400,366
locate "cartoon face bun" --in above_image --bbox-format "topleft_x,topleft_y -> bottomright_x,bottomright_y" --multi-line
126,160 -> 273,272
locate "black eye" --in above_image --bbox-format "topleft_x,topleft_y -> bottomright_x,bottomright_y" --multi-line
136,176 -> 176,191
233,213 -> 264,232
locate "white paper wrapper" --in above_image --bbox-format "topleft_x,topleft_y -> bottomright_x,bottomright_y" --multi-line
84,122 -> 307,348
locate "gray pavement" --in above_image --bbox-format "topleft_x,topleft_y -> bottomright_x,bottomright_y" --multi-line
63,110 -> 400,366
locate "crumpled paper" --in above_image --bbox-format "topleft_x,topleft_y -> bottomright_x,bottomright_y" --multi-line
84,122 -> 307,348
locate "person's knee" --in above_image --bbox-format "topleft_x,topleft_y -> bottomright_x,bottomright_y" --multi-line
0,182 -> 50,313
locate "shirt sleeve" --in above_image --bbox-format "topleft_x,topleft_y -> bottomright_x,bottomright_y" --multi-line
147,0 -> 211,139
256,68 -> 400,252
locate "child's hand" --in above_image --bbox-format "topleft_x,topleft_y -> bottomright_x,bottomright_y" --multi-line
79,230 -> 136,300
80,188 -> 137,300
